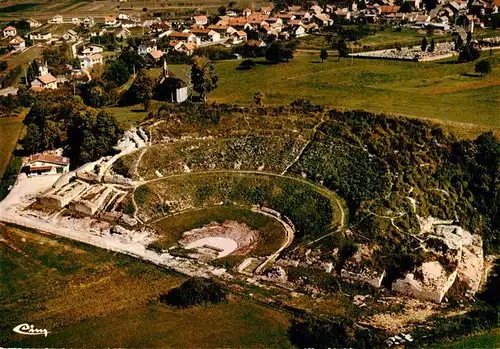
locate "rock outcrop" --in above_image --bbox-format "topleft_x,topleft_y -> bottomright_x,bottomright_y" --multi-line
392,217 -> 484,302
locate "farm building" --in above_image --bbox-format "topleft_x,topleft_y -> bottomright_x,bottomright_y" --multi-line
26,153 -> 70,175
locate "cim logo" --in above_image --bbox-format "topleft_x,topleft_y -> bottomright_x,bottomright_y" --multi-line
13,323 -> 50,337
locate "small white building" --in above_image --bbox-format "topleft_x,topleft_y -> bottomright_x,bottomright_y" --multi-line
62,29 -> 79,42
137,41 -> 158,55
9,36 -> 25,51
118,13 -> 130,20
83,16 -> 95,28
193,15 -> 208,26
27,153 -> 70,175
50,15 -> 64,24
104,16 -> 118,26
3,26 -> 17,37
31,74 -> 58,89
27,18 -> 42,28
30,32 -> 52,41
80,53 -> 103,69
81,45 -> 104,56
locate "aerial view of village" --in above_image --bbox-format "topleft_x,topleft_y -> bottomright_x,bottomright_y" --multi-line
0,0 -> 498,347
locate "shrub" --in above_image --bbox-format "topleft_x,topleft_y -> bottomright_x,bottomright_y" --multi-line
475,60 -> 492,76
160,278 -> 227,307
289,314 -> 385,348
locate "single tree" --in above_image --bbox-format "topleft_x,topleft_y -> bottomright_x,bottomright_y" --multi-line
191,55 -> 218,102
254,91 -> 263,105
337,39 -> 349,60
320,48 -> 328,62
426,26 -> 434,37
428,38 -> 435,52
265,42 -> 293,63
421,37 -> 428,52
458,43 -> 480,62
466,31 -> 472,44
475,60 -> 492,76
217,6 -> 226,15
26,59 -> 40,85
122,69 -> 154,109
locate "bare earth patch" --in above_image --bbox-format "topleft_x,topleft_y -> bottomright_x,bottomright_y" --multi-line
179,220 -> 259,256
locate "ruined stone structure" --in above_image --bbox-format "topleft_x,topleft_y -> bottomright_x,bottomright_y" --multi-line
392,262 -> 457,303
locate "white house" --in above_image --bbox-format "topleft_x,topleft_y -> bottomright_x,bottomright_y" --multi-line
80,53 -> 103,69
191,28 -> 221,43
311,14 -> 333,26
81,45 -> 104,56
50,15 -> 64,24
104,16 -> 118,26
291,24 -> 306,37
137,41 -> 158,55
193,15 -> 208,26
26,153 -> 70,175
62,29 -> 79,42
30,32 -> 52,41
118,13 -> 130,20
168,31 -> 197,42
3,26 -> 17,37
231,30 -> 247,44
310,4 -> 323,14
114,27 -> 131,39
9,36 -> 25,51
31,74 -> 58,89
83,16 -> 95,28
27,18 -> 42,28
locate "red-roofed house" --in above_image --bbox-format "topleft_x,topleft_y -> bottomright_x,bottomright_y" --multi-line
27,153 -> 70,175
9,36 -> 25,51
168,31 -> 197,42
379,5 -> 400,15
147,50 -> 164,63
3,26 -> 16,37
31,74 -> 58,89
230,30 -> 247,44
243,8 -> 252,17
193,15 -> 208,26
104,16 -> 117,26
260,6 -> 273,15
191,28 -> 221,43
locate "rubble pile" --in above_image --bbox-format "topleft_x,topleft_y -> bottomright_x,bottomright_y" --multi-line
351,42 -> 454,61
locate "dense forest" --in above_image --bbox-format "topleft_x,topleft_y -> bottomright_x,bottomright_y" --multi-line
20,92 -> 122,167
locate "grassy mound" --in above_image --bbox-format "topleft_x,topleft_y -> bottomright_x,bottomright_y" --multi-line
133,135 -> 307,180
135,172 -> 341,243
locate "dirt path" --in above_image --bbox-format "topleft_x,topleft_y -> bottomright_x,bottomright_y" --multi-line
253,207 -> 295,274
281,115 -> 325,175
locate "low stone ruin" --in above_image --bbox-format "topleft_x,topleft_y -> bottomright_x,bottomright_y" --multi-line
392,261 -> 457,303
350,42 -> 455,62
41,180 -> 90,208
341,244 -> 386,288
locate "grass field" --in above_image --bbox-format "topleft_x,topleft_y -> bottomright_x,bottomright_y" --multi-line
0,112 -> 25,178
0,110 -> 27,200
161,53 -> 500,137
152,205 -> 286,256
201,53 -> 500,132
0,0 -> 273,20
431,329 -> 500,348
0,224 -> 293,348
